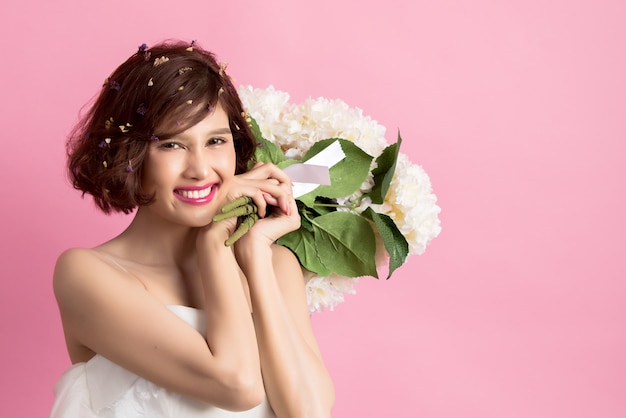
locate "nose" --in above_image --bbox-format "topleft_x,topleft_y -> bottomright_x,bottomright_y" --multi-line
183,147 -> 210,180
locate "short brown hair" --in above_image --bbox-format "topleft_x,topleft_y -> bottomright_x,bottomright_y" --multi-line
67,40 -> 256,214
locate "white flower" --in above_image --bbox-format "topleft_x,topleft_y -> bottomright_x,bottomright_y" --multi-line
237,85 -> 291,143
304,274 -> 358,313
370,153 -> 442,255
238,85 -> 441,312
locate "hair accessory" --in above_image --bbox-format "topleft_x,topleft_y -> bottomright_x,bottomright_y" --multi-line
102,161 -> 108,168
136,103 -> 147,115
218,62 -> 228,77
147,78 -> 154,87
153,56 -> 169,67
218,87 -> 225,96
98,137 -> 112,148
186,40 -> 196,52
150,134 -> 159,143
138,43 -> 148,53
186,99 -> 193,105
178,86 -> 184,91
233,122 -> 241,131
109,80 -> 120,91
178,66 -> 192,75
105,117 -> 114,130
126,161 -> 133,172
119,123 -> 132,133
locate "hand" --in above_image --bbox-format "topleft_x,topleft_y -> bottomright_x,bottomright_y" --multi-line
213,163 -> 300,246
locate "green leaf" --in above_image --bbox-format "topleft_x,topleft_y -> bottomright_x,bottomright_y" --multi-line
277,159 -> 298,170
298,138 -> 373,208
248,116 -> 286,165
368,131 -> 402,204
306,197 -> 338,216
363,208 -> 409,279
277,228 -> 331,276
311,211 -> 378,278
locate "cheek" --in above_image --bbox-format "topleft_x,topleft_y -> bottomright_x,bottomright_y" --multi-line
141,155 -> 175,190
219,147 -> 238,175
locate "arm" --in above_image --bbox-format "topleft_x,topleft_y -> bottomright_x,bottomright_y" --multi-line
231,164 -> 335,417
241,244 -> 335,418
54,242 -> 263,411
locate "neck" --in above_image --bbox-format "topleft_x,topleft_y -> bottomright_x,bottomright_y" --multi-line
104,207 -> 199,268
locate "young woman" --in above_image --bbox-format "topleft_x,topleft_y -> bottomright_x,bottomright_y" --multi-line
51,40 -> 334,418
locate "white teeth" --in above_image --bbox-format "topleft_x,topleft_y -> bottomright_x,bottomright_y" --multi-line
179,186 -> 212,199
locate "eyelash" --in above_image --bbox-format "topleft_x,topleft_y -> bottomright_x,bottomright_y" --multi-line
158,137 -> 227,150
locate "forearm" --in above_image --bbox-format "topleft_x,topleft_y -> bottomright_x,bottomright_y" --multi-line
244,248 -> 334,417
198,240 -> 261,387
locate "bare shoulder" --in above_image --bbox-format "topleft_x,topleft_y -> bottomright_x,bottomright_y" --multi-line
270,244 -> 303,286
53,247 -> 144,315
53,248 -> 104,299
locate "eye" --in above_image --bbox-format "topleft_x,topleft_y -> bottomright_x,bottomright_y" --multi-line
159,141 -> 182,150
207,137 -> 227,146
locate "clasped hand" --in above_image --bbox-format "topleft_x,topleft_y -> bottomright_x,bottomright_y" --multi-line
212,162 -> 300,246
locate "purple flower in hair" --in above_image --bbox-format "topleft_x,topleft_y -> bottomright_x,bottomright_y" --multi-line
136,103 -> 147,115
109,80 -> 120,91
138,43 -> 148,52
150,134 -> 159,143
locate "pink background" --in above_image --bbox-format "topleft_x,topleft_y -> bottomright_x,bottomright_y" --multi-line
1,1 -> 625,417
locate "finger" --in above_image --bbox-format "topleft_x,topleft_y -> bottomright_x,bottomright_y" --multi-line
247,162 -> 291,185
262,192 -> 279,207
280,193 -> 293,216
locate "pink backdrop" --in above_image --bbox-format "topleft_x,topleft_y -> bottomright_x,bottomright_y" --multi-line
1,1 -> 625,417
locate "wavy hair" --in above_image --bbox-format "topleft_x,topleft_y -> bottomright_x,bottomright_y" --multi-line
67,40 -> 256,214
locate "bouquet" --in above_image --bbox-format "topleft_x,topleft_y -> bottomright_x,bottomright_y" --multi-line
238,86 -> 441,312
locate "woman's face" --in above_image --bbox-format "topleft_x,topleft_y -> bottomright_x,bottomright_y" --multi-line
141,102 -> 237,226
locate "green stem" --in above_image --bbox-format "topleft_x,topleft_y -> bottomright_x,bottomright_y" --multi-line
312,202 -> 357,210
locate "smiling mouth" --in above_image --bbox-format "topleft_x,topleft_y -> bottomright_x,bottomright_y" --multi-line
176,186 -> 213,199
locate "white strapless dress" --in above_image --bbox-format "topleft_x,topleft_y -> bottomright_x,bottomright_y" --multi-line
50,305 -> 276,418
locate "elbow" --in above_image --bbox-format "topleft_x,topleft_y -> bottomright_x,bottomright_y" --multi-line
203,367 -> 265,411
228,371 -> 266,411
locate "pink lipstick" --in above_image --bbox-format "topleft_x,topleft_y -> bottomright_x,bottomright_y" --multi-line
174,183 -> 218,205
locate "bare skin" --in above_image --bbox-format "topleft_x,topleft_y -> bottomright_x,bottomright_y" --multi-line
53,104 -> 334,417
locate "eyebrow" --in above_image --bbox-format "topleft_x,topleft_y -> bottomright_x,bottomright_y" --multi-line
210,128 -> 233,135
168,127 -> 233,141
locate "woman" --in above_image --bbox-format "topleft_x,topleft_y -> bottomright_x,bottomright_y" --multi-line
51,40 -> 334,417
